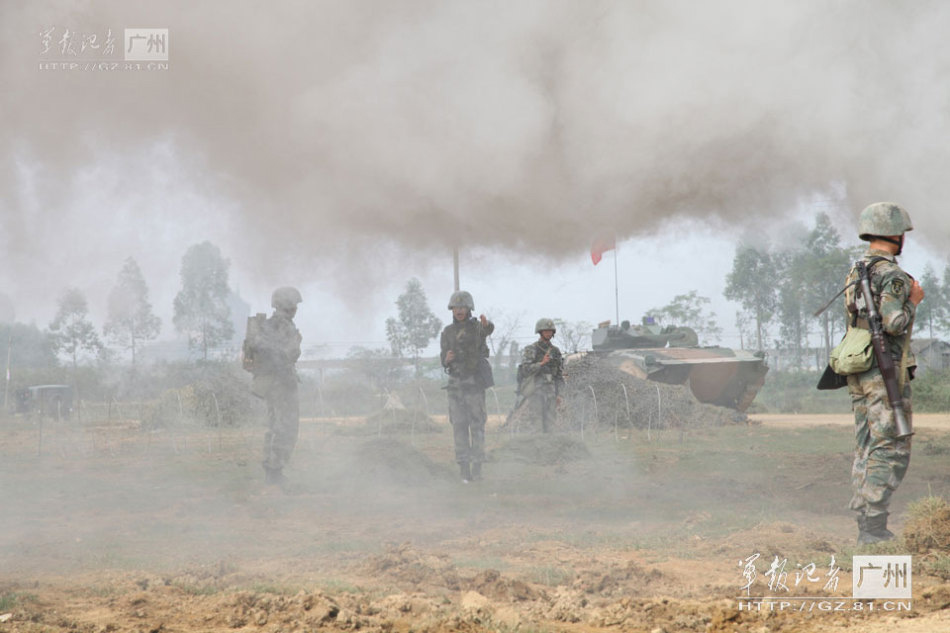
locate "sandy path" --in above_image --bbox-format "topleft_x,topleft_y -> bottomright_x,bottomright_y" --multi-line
753,412 -> 950,430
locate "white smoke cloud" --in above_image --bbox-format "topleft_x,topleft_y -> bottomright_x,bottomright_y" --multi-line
3,0 -> 949,321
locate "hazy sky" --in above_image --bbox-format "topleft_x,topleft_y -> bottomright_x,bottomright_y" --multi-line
3,0 -> 950,356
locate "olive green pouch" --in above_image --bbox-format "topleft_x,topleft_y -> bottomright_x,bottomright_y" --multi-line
829,327 -> 873,375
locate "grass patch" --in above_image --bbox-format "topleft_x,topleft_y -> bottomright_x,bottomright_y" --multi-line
453,557 -> 510,571
921,554 -> 950,581
904,495 -> 950,553
318,579 -> 362,594
0,592 -> 19,610
169,581 -> 222,596
523,566 -> 574,587
244,583 -> 297,596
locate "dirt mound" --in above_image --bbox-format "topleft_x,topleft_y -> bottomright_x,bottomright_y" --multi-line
469,568 -> 542,601
358,407 -> 444,434
571,559 -> 664,598
353,438 -> 451,485
706,521 -> 841,573
223,590 -> 341,628
489,434 -> 591,466
560,354 -> 747,431
361,542 -> 462,591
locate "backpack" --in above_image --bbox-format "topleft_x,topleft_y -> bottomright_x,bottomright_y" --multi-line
242,313 -> 267,372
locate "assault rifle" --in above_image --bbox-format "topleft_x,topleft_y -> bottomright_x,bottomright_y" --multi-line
856,260 -> 913,438
507,343 -> 559,421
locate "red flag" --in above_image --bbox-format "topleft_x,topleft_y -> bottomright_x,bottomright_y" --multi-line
590,235 -> 616,265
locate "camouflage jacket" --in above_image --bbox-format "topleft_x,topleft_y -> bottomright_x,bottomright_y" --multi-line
250,313 -> 302,379
440,316 -> 494,381
519,339 -> 564,395
843,248 -> 917,366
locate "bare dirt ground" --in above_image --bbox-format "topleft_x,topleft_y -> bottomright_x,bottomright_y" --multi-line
1,411 -> 949,633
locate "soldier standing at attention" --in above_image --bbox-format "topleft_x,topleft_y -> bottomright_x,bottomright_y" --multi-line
516,318 -> 564,433
244,287 -> 303,486
440,291 -> 494,483
844,203 -> 924,543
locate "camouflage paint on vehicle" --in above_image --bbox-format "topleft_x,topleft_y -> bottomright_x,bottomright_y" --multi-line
566,321 -> 768,411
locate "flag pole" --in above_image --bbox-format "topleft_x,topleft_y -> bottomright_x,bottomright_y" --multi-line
613,246 -> 619,325
453,247 -> 460,292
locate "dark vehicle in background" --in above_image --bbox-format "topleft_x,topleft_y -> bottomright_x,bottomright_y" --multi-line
13,384 -> 73,420
567,318 -> 769,411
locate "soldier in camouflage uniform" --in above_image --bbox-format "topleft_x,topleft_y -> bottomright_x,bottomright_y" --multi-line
246,287 -> 303,485
440,290 -> 494,483
514,318 -> 564,433
843,203 -> 924,544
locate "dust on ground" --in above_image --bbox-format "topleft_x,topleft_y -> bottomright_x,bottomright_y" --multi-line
1,411 -> 950,633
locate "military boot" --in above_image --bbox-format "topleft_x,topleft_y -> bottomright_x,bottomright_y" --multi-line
471,462 -> 482,481
857,512 -> 895,544
459,462 -> 471,484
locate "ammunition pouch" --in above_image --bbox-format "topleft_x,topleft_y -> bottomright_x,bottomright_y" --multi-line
817,364 -> 848,390
829,326 -> 873,376
476,357 -> 494,389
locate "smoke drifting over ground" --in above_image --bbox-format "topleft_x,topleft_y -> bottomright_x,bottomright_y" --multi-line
3,0 -> 950,310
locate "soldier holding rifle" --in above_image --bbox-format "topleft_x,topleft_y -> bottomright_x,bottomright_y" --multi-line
843,203 -> 924,544
244,287 -> 303,486
511,318 -> 564,433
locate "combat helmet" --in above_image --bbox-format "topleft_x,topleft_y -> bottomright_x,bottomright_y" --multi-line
535,318 -> 557,334
448,290 -> 474,311
858,202 -> 914,241
271,286 -> 303,310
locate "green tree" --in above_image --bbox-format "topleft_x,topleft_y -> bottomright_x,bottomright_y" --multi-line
0,322 -> 57,370
649,290 -> 722,345
925,260 -> 950,339
796,213 -> 855,362
172,242 -> 234,360
103,257 -> 161,367
384,278 -> 442,374
773,248 -> 808,369
725,242 -> 777,350
49,288 -> 104,368
915,264 -> 943,340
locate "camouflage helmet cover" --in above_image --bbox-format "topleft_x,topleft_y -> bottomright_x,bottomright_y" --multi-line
535,318 -> 556,333
271,286 -> 303,309
858,202 -> 914,241
448,290 -> 474,310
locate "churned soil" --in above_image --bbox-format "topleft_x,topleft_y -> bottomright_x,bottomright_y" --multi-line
1,412 -> 950,633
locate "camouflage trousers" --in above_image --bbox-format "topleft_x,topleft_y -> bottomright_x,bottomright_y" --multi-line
847,369 -> 912,517
261,379 -> 300,472
447,386 -> 486,465
513,385 -> 558,433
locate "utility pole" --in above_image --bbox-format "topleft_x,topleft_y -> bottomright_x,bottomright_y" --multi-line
3,331 -> 10,412
453,247 -> 460,292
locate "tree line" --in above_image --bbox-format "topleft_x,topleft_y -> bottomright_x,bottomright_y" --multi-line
367,212 -> 950,377
724,212 -> 950,368
10,212 -> 950,378
3,241 -> 237,372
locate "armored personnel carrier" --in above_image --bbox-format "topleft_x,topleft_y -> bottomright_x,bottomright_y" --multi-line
567,318 -> 768,411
